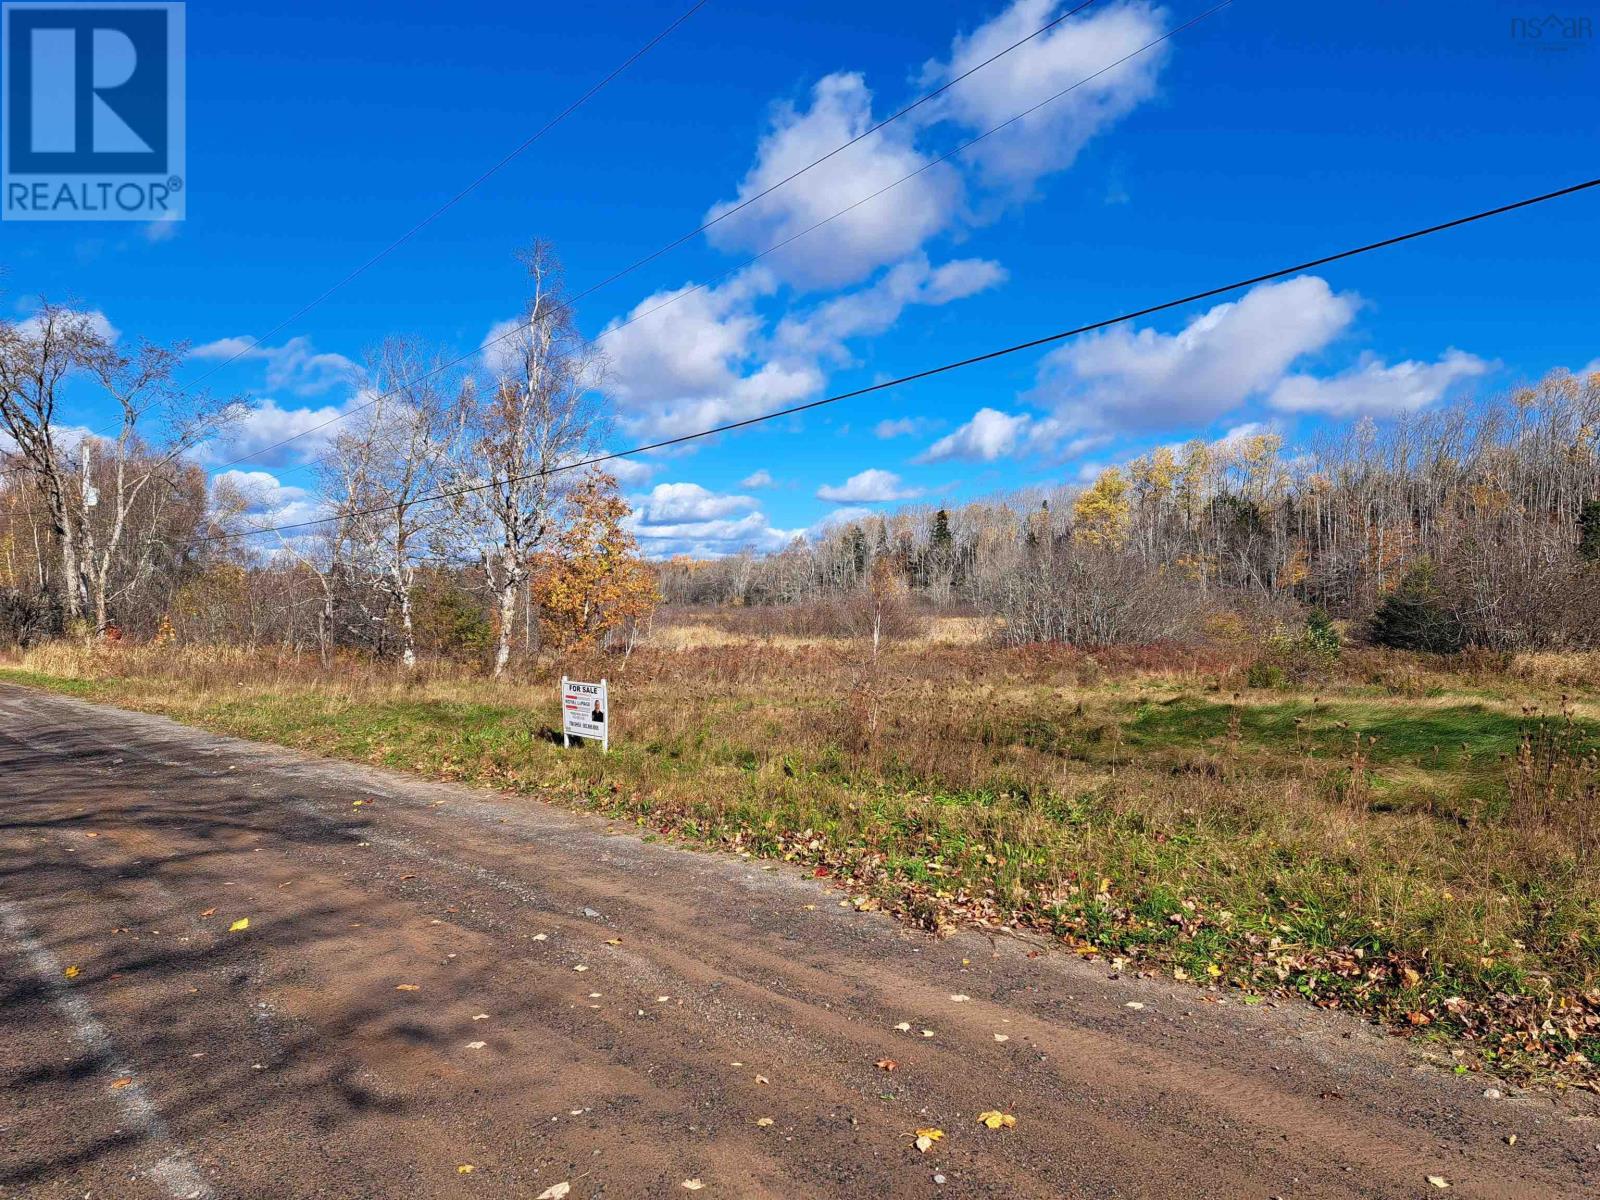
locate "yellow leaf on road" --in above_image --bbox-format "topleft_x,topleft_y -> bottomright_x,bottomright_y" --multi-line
682,1180 -> 705,1191
111,1077 -> 132,1089
977,1110 -> 1016,1129
228,918 -> 249,933
755,1117 -> 774,1127
64,965 -> 80,979
537,1185 -> 571,1200
396,984 -> 420,992
913,1128 -> 944,1152
457,1163 -> 474,1174
1427,1178 -> 1450,1190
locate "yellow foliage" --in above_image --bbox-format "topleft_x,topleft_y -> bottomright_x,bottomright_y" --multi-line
1073,468 -> 1131,548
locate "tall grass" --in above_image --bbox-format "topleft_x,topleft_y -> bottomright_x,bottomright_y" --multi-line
6,630 -> 1599,1085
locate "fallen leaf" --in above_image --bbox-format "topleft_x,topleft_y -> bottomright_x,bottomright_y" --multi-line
1124,1002 -> 1145,1010
465,1041 -> 487,1050
64,965 -> 80,979
913,1128 -> 944,1153
977,1110 -> 1016,1130
893,1022 -> 912,1032
606,938 -> 622,946
200,908 -> 216,918
682,1180 -> 705,1191
754,1074 -> 769,1085
537,1185 -> 571,1200
532,933 -> 548,941
396,984 -> 421,992
573,965 -> 588,973
85,831 -> 99,838
919,1029 -> 935,1038
875,1058 -> 898,1071
457,1164 -> 474,1174
755,1117 -> 774,1127
949,994 -> 971,1002
228,918 -> 250,933
111,1077 -> 132,1089
473,1013 -> 490,1020
993,1034 -> 1010,1043
1426,1177 -> 1450,1190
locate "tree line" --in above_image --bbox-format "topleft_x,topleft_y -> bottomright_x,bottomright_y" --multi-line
0,245 -> 655,671
661,367 -> 1600,651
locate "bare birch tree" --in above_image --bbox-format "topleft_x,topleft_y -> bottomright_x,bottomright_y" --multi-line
447,243 -> 605,676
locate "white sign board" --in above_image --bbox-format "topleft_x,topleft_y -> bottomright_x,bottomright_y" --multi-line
561,676 -> 609,752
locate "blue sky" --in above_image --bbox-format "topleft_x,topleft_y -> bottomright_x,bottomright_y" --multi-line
4,0 -> 1598,555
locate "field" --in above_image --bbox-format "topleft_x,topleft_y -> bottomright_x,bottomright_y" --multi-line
6,613 -> 1600,1090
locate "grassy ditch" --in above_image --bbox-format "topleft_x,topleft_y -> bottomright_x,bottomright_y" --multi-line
4,635 -> 1598,1090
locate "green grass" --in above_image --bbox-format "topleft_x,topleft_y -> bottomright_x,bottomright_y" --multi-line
4,645 -> 1598,1090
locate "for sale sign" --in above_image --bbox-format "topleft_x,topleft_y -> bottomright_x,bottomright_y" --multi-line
561,676 -> 609,752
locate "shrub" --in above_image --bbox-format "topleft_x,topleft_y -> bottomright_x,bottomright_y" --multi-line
1369,562 -> 1465,654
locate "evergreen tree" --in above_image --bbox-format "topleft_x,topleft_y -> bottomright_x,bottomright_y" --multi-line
1369,562 -> 1464,653
1579,499 -> 1600,562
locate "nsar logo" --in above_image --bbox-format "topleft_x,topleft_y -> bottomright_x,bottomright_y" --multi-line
2,2 -> 185,222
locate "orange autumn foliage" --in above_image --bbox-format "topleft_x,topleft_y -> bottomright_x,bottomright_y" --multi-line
533,470 -> 658,649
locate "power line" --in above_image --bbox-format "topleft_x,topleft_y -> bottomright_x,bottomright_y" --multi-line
184,0 -> 712,388
205,173 -> 1600,545
208,0 -> 1108,469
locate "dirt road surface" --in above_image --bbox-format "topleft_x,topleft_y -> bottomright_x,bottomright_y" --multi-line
2,683 -> 1596,1199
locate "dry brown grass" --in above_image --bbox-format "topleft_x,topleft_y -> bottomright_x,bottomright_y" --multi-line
6,634 -> 1600,1086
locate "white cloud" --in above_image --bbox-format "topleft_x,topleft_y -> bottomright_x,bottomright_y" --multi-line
196,396 -> 349,467
816,468 -> 923,502
919,0 -> 1171,192
1269,350 -> 1490,418
191,335 -> 356,396
633,482 -> 758,524
12,308 -> 120,345
627,496 -> 801,558
741,468 -> 776,488
704,72 -> 964,291
601,271 -> 825,440
810,506 -> 878,535
210,468 -> 322,529
604,457 -> 656,485
1030,275 -> 1360,432
918,407 -> 1040,462
775,254 -> 1005,360
875,416 -> 933,438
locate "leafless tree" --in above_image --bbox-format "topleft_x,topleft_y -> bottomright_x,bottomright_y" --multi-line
318,337 -> 464,669
0,304 -> 111,622
445,243 -> 606,675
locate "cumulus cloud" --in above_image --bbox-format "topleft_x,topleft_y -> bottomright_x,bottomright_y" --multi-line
704,73 -> 964,291
601,271 -> 825,440
210,468 -> 322,529
775,254 -> 1005,360
816,468 -> 923,502
1269,350 -> 1490,418
1029,275 -> 1360,432
191,335 -> 357,396
918,407 -> 1041,462
12,307 -> 119,345
196,396 -> 350,467
919,0 -> 1171,192
626,482 -> 801,557
741,468 -> 776,488
632,482 -> 758,524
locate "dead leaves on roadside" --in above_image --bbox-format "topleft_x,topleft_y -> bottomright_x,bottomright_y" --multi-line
874,1058 -> 897,1072
977,1110 -> 1016,1130
536,1185 -> 571,1200
228,918 -> 250,933
913,1128 -> 944,1153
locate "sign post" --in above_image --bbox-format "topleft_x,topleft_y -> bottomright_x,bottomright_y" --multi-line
560,676 -> 609,753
